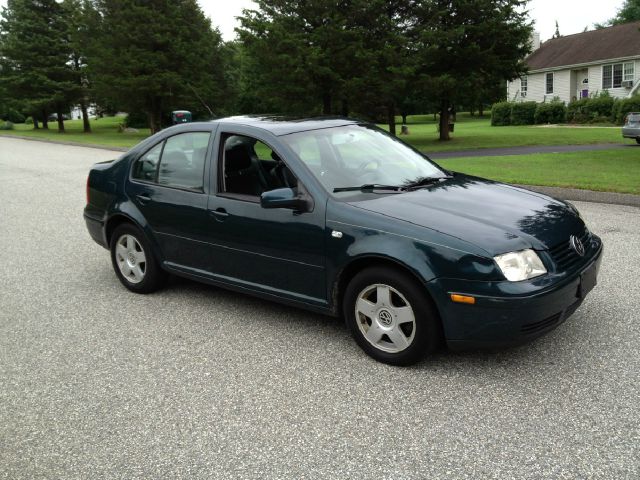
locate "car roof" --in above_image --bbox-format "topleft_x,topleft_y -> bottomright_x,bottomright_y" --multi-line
211,115 -> 362,136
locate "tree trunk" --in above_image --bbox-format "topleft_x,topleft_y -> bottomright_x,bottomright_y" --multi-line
322,93 -> 331,115
147,99 -> 162,134
401,113 -> 408,125
439,100 -> 450,141
80,100 -> 91,133
341,99 -> 349,117
479,103 -> 485,117
387,103 -> 396,137
56,108 -> 65,133
33,116 -> 40,129
41,111 -> 49,130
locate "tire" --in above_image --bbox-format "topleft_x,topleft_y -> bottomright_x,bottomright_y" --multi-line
636,138 -> 640,145
109,223 -> 167,294
343,266 -> 442,366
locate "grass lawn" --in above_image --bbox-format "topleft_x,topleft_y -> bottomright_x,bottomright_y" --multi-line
381,113 -> 624,153
437,148 -> 640,195
0,116 -> 149,148
1,113 -> 636,194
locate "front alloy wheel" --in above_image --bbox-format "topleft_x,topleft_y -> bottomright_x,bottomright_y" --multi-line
355,284 -> 416,353
344,266 -> 442,365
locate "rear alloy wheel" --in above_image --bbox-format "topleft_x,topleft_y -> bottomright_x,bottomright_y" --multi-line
344,266 -> 441,366
110,223 -> 167,293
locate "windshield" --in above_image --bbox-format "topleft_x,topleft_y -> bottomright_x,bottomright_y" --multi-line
280,125 -> 446,194
627,114 -> 640,123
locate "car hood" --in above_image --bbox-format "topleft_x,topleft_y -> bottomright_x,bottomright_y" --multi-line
346,174 -> 584,256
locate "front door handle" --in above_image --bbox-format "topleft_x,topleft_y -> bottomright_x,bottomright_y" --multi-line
210,208 -> 229,221
136,194 -> 151,204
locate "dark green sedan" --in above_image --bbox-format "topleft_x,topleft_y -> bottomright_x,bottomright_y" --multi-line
84,116 -> 603,365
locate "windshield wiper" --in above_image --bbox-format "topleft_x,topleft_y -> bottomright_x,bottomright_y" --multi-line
333,184 -> 406,193
404,175 -> 452,190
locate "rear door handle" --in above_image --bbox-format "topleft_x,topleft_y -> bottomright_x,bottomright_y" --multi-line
136,194 -> 151,204
210,208 -> 229,221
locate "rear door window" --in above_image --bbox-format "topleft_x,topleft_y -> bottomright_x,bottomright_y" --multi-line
132,143 -> 162,182
158,132 -> 210,190
132,132 -> 210,190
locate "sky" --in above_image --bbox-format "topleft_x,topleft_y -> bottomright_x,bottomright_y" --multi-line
0,0 -> 628,42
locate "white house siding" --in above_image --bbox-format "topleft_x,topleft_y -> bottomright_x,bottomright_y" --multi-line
508,58 -> 640,104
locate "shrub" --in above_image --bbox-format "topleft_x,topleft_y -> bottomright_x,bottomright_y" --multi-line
124,111 -> 148,129
491,102 -> 512,126
588,93 -> 615,120
25,116 -> 33,125
567,98 -> 589,123
3,108 -> 25,124
510,101 -> 537,125
614,96 -> 640,124
566,91 -> 620,124
0,121 -> 15,130
535,102 -> 566,124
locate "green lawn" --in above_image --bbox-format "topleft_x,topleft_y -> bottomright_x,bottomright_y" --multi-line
0,116 -> 149,148
0,112 -> 627,152
382,113 -> 624,153
438,148 -> 640,195
1,113 -> 637,194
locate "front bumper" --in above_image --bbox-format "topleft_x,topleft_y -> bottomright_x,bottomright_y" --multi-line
429,239 -> 603,350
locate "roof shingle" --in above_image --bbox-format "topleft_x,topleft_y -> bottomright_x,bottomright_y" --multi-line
526,21 -> 640,71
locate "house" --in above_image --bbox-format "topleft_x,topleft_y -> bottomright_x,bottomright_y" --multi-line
507,22 -> 640,103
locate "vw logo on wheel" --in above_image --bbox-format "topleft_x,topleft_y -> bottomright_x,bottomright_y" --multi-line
378,309 -> 393,326
569,235 -> 585,257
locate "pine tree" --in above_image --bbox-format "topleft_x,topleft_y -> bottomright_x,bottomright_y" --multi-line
87,0 -> 227,133
411,0 -> 532,140
0,0 -> 75,131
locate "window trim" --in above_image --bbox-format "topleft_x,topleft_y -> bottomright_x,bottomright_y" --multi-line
520,76 -> 528,97
129,131 -> 211,194
545,72 -> 554,95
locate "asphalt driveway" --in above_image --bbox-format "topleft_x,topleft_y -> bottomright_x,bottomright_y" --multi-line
1,137 -> 639,479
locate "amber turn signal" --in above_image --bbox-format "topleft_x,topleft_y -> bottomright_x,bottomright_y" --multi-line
450,294 -> 476,305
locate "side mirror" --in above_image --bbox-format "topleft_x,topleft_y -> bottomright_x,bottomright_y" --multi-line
260,188 -> 309,212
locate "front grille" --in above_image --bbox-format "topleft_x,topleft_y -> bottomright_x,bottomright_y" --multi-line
520,312 -> 562,334
548,228 -> 591,272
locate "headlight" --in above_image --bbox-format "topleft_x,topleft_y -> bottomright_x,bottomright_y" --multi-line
494,249 -> 547,282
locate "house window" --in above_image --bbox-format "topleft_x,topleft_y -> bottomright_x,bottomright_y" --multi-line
623,62 -> 635,82
603,62 -> 635,88
545,73 -> 554,94
520,76 -> 528,97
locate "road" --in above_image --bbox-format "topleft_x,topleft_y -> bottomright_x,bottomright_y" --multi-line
1,137 -> 639,479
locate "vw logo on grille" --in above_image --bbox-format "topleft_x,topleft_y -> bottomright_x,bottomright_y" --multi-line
569,235 -> 585,257
378,309 -> 393,326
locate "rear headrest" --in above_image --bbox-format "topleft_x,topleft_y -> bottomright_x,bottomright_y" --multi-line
225,145 -> 252,172
162,149 -> 188,166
